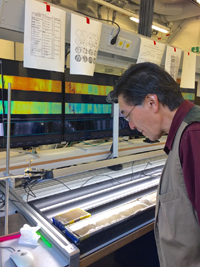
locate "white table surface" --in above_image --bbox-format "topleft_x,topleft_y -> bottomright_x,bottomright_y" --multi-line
0,237 -> 68,267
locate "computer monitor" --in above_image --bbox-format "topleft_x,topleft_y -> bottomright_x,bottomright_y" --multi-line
0,59 -> 142,148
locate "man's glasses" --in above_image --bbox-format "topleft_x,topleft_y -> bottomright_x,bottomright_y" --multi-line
124,106 -> 135,122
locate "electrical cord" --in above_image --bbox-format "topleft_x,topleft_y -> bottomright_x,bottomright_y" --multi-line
76,11 -> 121,45
25,180 -> 38,202
0,247 -> 15,252
0,190 -> 25,211
79,140 -> 106,147
42,178 -> 71,191
24,177 -> 71,202
106,152 -> 112,159
139,160 -> 153,178
80,174 -> 122,188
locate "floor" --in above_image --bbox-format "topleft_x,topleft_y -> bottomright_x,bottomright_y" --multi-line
88,230 -> 160,267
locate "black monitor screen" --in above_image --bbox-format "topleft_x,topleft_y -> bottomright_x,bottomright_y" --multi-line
0,59 -> 141,148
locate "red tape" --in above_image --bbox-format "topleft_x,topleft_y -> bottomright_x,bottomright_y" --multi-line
174,47 -> 176,52
86,17 -> 90,24
44,2 -> 50,12
154,41 -> 156,45
188,52 -> 190,56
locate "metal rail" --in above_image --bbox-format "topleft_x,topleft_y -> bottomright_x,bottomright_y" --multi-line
0,181 -> 80,267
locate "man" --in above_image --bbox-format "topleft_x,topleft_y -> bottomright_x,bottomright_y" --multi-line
109,62 -> 200,267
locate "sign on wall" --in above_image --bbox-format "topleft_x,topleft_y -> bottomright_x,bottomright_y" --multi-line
191,46 -> 200,53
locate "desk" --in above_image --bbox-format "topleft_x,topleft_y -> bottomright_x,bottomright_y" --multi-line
0,237 -> 68,267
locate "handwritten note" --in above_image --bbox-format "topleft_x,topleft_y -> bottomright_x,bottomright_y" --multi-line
24,0 -> 66,72
165,46 -> 182,81
137,37 -> 165,65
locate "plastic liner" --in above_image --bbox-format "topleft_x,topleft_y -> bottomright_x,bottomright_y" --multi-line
65,192 -> 157,243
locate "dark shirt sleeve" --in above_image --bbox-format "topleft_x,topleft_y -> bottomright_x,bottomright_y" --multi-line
180,122 -> 200,223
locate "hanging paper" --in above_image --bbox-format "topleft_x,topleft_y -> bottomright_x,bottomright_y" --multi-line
70,14 -> 102,76
137,37 -> 165,65
180,51 -> 196,89
165,46 -> 182,81
24,0 -> 66,72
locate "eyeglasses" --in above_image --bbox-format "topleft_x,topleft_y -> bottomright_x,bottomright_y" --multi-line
124,106 -> 135,122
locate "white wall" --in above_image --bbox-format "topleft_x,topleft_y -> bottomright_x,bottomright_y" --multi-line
0,39 -> 24,60
0,39 -> 14,60
171,19 -> 200,52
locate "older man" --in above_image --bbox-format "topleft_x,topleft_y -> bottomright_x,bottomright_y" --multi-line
109,62 -> 200,267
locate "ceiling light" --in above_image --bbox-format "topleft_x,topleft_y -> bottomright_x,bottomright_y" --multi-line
197,0 -> 200,3
93,0 -> 170,34
130,17 -> 139,23
130,16 -> 170,33
151,25 -> 169,33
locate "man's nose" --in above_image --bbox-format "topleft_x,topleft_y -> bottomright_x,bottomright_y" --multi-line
129,121 -> 136,130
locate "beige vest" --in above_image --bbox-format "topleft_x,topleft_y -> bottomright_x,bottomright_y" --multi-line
155,105 -> 200,267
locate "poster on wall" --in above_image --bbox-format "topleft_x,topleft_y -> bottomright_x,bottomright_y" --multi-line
24,0 -> 66,72
165,46 -> 181,81
137,37 -> 165,65
70,14 -> 102,76
180,51 -> 196,89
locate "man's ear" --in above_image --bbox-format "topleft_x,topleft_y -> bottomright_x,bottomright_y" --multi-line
145,94 -> 159,112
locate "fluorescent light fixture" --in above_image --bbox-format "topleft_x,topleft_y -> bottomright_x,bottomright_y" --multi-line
151,25 -> 169,33
93,0 -> 170,33
130,16 -> 139,23
130,16 -> 170,33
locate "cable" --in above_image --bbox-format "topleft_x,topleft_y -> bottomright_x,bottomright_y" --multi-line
25,180 -> 38,202
79,140 -> 106,147
0,246 -> 15,252
25,177 -> 71,202
43,178 -> 71,191
76,11 -> 121,45
106,152 -> 112,159
80,174 -> 122,188
140,160 -> 153,178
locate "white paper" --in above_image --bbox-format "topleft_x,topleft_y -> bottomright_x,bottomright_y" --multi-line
70,14 -> 102,76
180,51 -> 196,89
137,37 -> 165,65
165,46 -> 181,81
0,123 -> 3,136
24,0 -> 66,72
196,78 -> 200,97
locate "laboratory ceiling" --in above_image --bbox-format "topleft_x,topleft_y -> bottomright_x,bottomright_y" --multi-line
54,0 -> 200,50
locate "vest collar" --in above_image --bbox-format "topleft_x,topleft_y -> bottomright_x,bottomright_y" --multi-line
164,100 -> 194,154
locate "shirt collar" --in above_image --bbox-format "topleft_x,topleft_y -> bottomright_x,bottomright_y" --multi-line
164,100 -> 195,154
